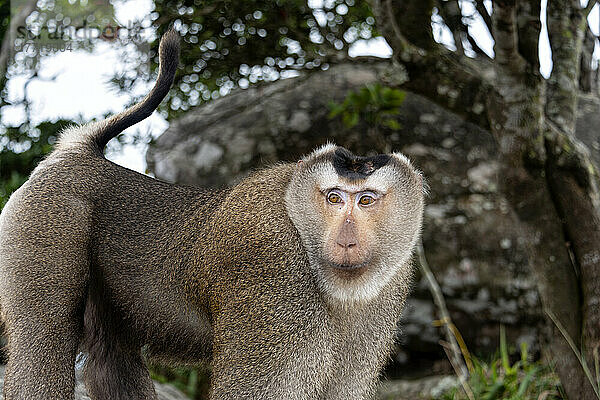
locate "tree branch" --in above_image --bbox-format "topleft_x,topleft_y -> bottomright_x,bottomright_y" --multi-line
368,0 -> 493,129
466,33 -> 492,59
579,25 -> 596,92
584,0 -> 597,17
516,0 -> 542,68
386,50 -> 493,129
390,0 -> 436,50
493,0 -> 527,74
0,0 -> 38,79
436,0 -> 492,59
436,0 -> 465,54
546,0 -> 587,134
543,122 -> 600,396
369,0 -> 415,57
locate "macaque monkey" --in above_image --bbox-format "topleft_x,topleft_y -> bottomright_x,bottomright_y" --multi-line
0,28 -> 425,400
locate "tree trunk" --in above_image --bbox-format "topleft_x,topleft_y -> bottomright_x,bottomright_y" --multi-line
486,73 -> 596,399
367,0 -> 600,398
545,132 -> 600,399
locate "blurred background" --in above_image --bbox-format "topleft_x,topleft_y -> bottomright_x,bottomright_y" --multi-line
1,0 -> 600,399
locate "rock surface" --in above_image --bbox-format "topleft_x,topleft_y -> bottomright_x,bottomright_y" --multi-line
378,375 -> 459,400
147,61 -> 600,371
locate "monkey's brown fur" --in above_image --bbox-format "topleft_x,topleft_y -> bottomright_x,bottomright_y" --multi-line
0,29 -> 425,400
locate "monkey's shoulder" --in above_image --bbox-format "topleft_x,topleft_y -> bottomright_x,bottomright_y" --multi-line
205,163 -> 302,258
236,162 -> 295,192
221,163 -> 295,214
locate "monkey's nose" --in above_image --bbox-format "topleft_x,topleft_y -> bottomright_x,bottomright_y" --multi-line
336,240 -> 357,249
337,218 -> 358,249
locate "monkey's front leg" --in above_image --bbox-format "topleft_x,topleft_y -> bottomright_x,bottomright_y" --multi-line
321,311 -> 399,400
209,349 -> 333,400
208,319 -> 335,400
319,347 -> 387,400
321,371 -> 379,400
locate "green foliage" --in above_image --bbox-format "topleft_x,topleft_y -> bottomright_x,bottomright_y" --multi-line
441,327 -> 563,400
0,0 -> 9,48
328,83 -> 405,130
150,364 -> 210,400
0,120 -> 73,208
2,0 -> 377,117
149,0 -> 375,117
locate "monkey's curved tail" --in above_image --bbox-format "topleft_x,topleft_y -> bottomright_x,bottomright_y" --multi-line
91,28 -> 180,151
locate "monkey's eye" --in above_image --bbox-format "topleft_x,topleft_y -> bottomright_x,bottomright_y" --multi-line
327,191 -> 344,205
358,194 -> 376,206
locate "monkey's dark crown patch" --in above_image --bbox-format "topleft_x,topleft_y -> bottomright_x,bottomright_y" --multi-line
333,148 -> 391,180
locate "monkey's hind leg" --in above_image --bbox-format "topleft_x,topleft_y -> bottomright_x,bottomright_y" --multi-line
82,299 -> 158,400
0,186 -> 95,399
0,237 -> 90,399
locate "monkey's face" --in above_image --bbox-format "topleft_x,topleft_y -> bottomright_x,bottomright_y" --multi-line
318,187 -> 380,269
285,144 -> 425,303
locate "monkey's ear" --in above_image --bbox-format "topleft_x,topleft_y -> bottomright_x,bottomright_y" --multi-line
297,160 -> 304,166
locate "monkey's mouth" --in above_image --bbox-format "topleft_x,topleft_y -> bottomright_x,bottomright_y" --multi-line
327,262 -> 369,279
331,263 -> 365,270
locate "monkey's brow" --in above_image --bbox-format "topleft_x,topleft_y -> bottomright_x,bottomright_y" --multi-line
321,186 -> 385,196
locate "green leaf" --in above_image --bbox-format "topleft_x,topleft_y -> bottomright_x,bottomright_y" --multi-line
328,101 -> 344,118
483,380 -> 505,400
383,119 -> 402,131
516,367 -> 538,397
500,325 -> 514,374
342,112 -> 360,128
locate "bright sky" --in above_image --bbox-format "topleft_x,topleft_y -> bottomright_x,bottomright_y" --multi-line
2,1 -> 599,173
2,0 -> 164,172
